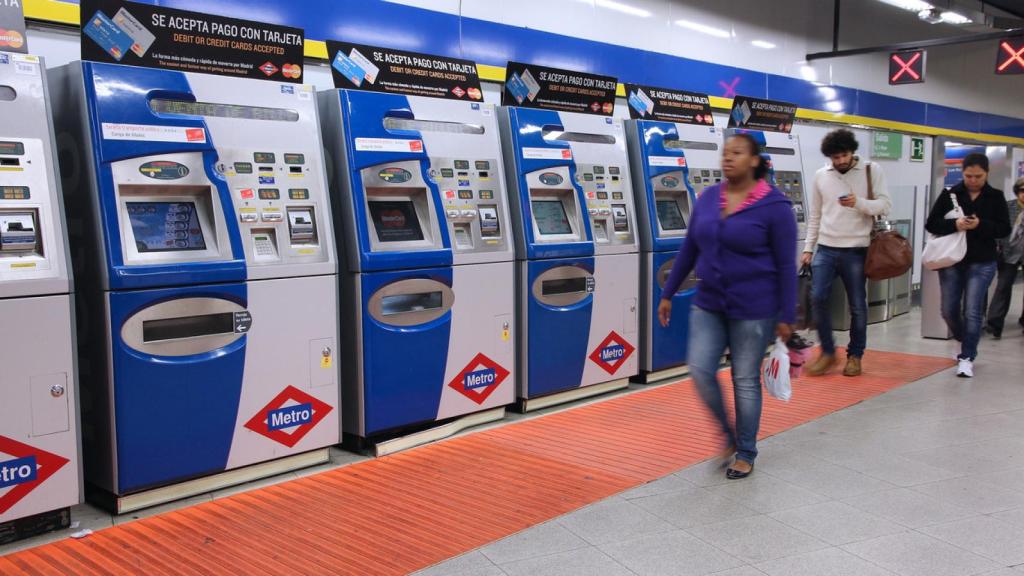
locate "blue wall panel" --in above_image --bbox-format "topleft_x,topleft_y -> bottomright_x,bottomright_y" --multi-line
855,91 -> 928,126
643,51 -> 767,99
927,104 -> 981,134
767,75 -> 857,115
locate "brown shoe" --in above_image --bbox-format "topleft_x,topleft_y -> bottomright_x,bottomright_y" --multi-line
843,356 -> 862,377
805,354 -> 838,376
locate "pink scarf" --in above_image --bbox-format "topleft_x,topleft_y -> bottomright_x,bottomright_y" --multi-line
719,179 -> 771,214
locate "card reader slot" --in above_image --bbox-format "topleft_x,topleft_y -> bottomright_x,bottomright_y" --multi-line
142,312 -> 234,343
0,158 -> 20,166
663,140 -> 718,151
383,116 -> 485,135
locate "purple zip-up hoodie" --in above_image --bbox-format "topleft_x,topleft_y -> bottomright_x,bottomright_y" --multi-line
661,181 -> 798,324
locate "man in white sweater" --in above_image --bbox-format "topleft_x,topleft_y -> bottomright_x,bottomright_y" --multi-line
802,129 -> 891,377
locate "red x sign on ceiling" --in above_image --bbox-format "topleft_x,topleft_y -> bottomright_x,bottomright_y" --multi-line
889,50 -> 925,85
996,40 -> 1024,75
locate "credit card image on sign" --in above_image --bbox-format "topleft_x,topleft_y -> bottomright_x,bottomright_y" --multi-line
360,160 -> 443,253
525,166 -> 585,244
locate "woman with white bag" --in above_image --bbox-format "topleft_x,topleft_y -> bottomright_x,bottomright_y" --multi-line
658,133 -> 797,480
925,153 -> 1011,378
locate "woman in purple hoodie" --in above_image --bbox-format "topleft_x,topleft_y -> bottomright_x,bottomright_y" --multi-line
658,133 -> 798,479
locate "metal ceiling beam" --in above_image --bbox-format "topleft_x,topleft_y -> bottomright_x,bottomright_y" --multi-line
806,27 -> 1024,60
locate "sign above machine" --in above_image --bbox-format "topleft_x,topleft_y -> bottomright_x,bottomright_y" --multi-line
501,61 -> 617,117
727,95 -> 797,133
0,0 -> 27,53
79,0 -> 305,82
326,40 -> 482,101
624,83 -> 713,125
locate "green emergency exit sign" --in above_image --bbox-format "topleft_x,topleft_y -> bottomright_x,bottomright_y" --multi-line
872,131 -> 903,160
910,137 -> 926,162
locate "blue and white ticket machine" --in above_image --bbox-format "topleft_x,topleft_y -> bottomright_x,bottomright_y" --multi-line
50,62 -> 340,512
626,122 -> 723,383
318,91 -> 515,449
0,53 -> 80,543
499,107 -> 640,411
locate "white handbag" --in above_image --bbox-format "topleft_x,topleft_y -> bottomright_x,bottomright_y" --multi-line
922,192 -> 967,271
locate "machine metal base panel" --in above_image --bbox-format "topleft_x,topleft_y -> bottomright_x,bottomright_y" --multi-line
0,508 -> 70,546
4,349 -> 952,575
631,364 -> 691,385
89,448 -> 330,515
515,378 -> 630,413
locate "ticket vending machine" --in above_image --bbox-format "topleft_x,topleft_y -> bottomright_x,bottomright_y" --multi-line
50,62 -> 339,512
319,90 -> 515,449
0,53 -> 80,543
499,107 -> 640,410
626,121 -> 722,382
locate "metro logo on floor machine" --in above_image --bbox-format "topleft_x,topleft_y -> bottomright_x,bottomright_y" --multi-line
590,331 -> 636,375
449,353 -> 511,404
0,437 -> 69,516
244,386 -> 333,448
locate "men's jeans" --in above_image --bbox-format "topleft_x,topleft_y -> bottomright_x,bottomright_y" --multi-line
939,261 -> 998,361
986,261 -> 1024,335
687,307 -> 775,465
811,245 -> 868,358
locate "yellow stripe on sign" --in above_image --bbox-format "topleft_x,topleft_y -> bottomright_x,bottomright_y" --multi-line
11,262 -> 37,269
24,0 -> 77,24
0,167 -> 25,172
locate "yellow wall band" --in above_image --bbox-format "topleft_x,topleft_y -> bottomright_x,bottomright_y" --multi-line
22,0 -> 1024,146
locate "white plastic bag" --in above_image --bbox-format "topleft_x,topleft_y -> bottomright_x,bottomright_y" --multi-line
762,338 -> 792,402
922,193 -> 967,271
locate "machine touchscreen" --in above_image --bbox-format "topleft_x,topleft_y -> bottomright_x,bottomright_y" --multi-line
656,199 -> 686,231
127,202 -> 207,252
531,198 -> 572,235
368,200 -> 425,242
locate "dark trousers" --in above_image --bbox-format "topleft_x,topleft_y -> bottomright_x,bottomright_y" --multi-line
986,261 -> 1024,334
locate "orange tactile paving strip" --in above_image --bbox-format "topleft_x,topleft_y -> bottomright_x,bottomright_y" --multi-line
1,348 -> 953,575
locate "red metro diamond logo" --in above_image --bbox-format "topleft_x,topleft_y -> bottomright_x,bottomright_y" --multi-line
259,61 -> 280,77
0,436 -> 69,516
448,353 -> 510,405
589,331 -> 636,375
244,386 -> 333,448
451,85 -> 466,98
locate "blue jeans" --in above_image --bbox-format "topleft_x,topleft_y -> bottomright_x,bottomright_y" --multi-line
939,261 -> 998,360
811,245 -> 868,358
687,307 -> 775,465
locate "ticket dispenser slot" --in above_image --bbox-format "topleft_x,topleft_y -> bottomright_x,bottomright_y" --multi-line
656,260 -> 698,292
532,265 -> 593,307
367,278 -> 455,327
0,210 -> 39,254
287,207 -> 316,245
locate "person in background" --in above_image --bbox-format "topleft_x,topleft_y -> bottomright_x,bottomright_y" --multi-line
658,133 -> 797,480
926,153 -> 1011,378
985,177 -> 1024,338
802,129 -> 891,377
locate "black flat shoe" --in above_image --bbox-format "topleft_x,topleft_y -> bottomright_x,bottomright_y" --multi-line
726,463 -> 754,480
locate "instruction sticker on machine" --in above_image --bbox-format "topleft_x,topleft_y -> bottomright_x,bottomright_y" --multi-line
325,40 -> 481,102
354,137 -> 424,153
521,147 -> 573,161
79,0 -> 305,82
101,123 -> 207,144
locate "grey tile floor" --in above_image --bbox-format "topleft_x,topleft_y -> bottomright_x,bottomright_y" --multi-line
2,302 -> 1023,576
414,304 -> 1024,576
